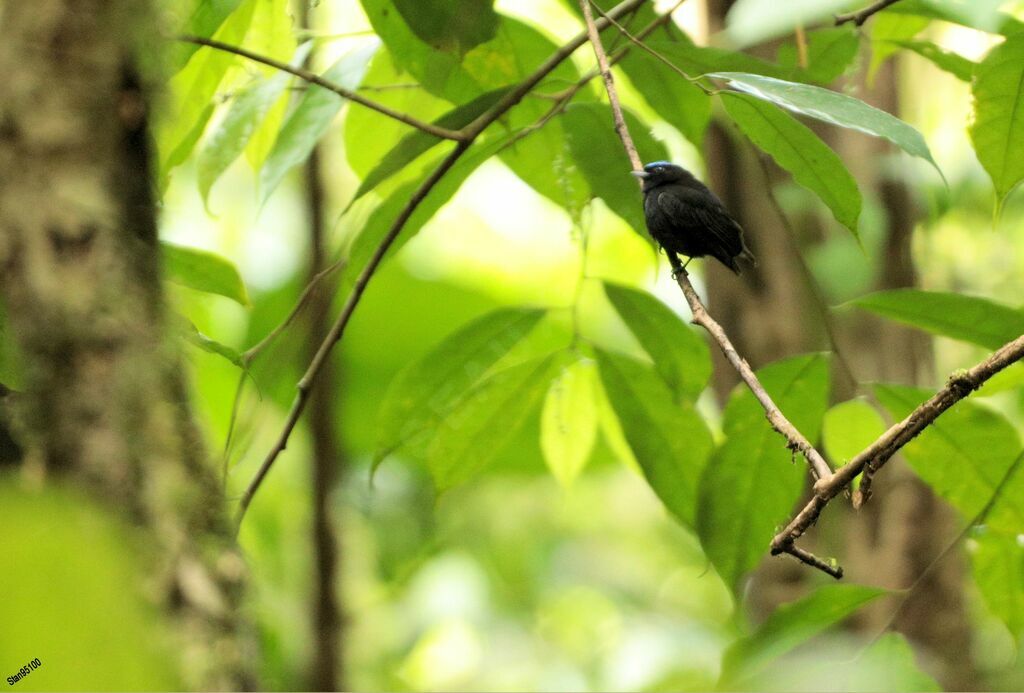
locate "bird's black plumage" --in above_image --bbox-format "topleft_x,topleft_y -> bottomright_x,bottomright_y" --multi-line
633,161 -> 755,274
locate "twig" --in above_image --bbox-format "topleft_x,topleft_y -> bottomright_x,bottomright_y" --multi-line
835,0 -> 904,26
771,333 -> 1024,554
235,0 -> 653,525
782,544 -> 843,579
587,0 -> 714,94
580,0 -> 832,482
177,35 -> 467,141
580,0 -> 838,578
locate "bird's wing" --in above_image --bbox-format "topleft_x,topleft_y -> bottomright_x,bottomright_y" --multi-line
656,189 -> 744,257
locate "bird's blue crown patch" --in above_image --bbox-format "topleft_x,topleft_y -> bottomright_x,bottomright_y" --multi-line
644,160 -> 673,171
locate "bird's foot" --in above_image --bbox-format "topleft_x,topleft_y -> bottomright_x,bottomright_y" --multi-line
670,257 -> 692,280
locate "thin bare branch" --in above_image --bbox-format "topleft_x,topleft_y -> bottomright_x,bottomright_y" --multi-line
178,35 -> 467,141
835,0 -> 903,26
772,333 -> 1024,554
782,544 -> 843,579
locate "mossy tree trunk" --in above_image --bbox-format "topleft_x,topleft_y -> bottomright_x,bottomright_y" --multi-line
0,1 -> 252,688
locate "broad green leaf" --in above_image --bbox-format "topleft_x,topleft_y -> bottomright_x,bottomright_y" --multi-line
161,242 -> 250,306
344,136 -> 512,280
643,40 -> 786,82
259,40 -> 378,204
343,51 -> 452,181
886,0 -> 1024,36
158,0 -> 256,186
970,530 -> 1024,639
602,281 -> 711,400
170,0 -> 246,72
391,0 -> 498,54
595,349 -> 713,528
697,353 -> 831,592
725,0 -> 860,47
500,99 -> 591,217
875,384 -> 1024,533
375,308 -> 546,464
777,26 -> 860,84
977,364 -> 1024,397
847,289 -> 1024,350
177,317 -> 244,368
822,399 -> 887,467
721,92 -> 862,235
722,584 -> 886,684
970,35 -> 1024,214
361,4 -> 576,104
621,51 -> 711,147
868,13 -> 929,79
709,72 -> 942,176
888,40 -> 975,81
739,632 -> 939,691
241,0 -> 298,170
196,44 -> 311,205
564,103 -> 669,236
541,359 -> 599,487
428,355 -> 558,489
353,88 -> 509,201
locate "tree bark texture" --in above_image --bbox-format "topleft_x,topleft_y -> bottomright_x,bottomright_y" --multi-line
0,1 -> 252,688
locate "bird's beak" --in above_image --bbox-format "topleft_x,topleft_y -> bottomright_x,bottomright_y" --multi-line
630,170 -> 650,179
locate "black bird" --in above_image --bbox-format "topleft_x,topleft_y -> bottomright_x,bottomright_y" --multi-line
633,161 -> 755,275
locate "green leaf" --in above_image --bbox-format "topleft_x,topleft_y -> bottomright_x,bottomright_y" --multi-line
621,51 -> 711,147
563,103 -> 670,236
177,317 -> 244,368
602,282 -> 711,400
874,384 -> 1024,533
375,308 -> 546,464
161,242 -> 250,306
158,0 -> 256,186
740,632 -> 940,691
344,136 -> 512,280
196,44 -> 311,206
722,584 -> 887,684
595,350 -> 713,528
353,88 -> 508,201
970,35 -> 1024,215
541,359 -> 599,487
709,72 -> 942,177
886,0 -> 1024,36
847,289 -> 1024,350
721,92 -> 862,235
868,13 -> 929,79
643,40 -> 786,81
970,530 -> 1024,639
259,40 -> 378,204
822,399 -> 887,467
778,26 -> 861,84
697,354 -> 831,592
888,40 -> 976,81
391,0 -> 498,54
428,355 -> 558,490
724,0 -> 860,47
170,0 -> 246,72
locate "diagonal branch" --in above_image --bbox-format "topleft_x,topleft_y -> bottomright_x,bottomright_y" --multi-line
235,0 -> 654,525
178,35 -> 467,141
771,333 -> 1024,554
578,0 -> 834,484
835,0 -> 904,26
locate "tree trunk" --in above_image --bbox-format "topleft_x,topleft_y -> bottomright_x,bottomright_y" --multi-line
0,1 -> 251,688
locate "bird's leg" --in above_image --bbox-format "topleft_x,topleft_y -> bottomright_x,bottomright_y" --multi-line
668,253 -> 689,280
